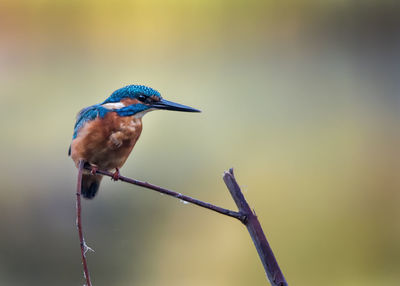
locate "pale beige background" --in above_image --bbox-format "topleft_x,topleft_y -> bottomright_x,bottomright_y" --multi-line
0,1 -> 399,285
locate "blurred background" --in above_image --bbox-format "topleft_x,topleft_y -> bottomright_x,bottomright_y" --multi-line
0,1 -> 399,285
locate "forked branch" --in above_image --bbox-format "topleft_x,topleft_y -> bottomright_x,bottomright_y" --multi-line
75,163 -> 288,286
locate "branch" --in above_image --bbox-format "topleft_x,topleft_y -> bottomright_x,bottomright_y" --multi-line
77,165 -> 288,286
76,160 -> 92,286
223,168 -> 288,286
85,165 -> 246,222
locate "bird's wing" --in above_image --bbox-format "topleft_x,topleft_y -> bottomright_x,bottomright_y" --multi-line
72,105 -> 101,139
68,105 -> 100,156
68,105 -> 109,156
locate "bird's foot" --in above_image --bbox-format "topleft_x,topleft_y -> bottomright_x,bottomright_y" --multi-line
111,168 -> 120,181
91,166 -> 98,175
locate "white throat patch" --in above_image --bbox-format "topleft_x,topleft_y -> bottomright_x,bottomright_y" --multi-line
134,108 -> 155,119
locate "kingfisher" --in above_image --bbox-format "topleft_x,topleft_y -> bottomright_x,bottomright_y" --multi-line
69,85 -> 200,199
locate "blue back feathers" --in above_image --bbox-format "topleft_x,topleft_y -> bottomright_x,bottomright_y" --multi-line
72,85 -> 161,139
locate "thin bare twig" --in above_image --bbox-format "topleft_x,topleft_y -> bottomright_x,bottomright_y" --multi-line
76,165 -> 288,286
223,168 -> 288,286
76,160 -> 92,286
85,165 -> 246,222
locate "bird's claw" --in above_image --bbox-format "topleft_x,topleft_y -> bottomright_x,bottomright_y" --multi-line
111,168 -> 120,181
91,166 -> 98,175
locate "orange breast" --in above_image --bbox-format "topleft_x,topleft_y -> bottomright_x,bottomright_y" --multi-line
70,112 -> 143,170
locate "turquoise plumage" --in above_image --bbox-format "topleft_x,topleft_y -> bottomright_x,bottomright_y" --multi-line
69,84 -> 200,198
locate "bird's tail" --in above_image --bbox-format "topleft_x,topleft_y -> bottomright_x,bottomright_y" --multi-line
81,174 -> 103,199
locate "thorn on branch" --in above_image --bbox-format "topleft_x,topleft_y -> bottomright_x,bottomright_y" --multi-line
83,241 -> 95,255
76,160 -> 92,286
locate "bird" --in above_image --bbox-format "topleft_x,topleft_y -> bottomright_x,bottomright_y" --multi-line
69,84 -> 200,199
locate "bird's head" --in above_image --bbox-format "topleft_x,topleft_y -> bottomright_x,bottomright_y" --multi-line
101,85 -> 200,117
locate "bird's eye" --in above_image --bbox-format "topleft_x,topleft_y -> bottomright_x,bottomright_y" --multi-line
137,95 -> 147,102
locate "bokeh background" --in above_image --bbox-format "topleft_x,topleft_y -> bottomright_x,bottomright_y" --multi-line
1,1 -> 399,285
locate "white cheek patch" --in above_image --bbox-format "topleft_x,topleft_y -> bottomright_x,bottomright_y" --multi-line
134,108 -> 156,119
102,102 -> 125,109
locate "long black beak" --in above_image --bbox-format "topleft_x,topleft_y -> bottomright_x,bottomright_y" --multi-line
151,98 -> 201,112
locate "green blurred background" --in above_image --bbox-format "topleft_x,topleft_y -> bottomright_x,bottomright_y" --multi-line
1,1 -> 399,285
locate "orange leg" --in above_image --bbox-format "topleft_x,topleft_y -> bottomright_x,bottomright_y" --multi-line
90,166 -> 98,175
111,168 -> 120,181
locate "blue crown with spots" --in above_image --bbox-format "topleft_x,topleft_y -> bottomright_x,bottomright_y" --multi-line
102,85 -> 161,104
